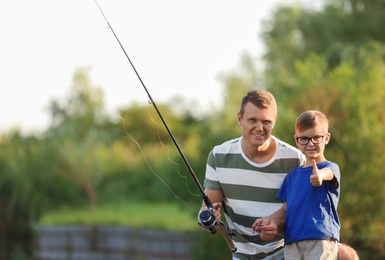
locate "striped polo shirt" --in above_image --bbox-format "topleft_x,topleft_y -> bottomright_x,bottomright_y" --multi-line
204,136 -> 305,259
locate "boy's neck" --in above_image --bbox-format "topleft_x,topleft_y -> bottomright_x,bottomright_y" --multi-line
304,157 -> 327,167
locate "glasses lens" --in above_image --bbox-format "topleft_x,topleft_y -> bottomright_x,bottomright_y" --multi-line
312,136 -> 324,144
297,137 -> 309,144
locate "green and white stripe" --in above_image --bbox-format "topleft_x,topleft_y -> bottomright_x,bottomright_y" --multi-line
204,136 -> 305,259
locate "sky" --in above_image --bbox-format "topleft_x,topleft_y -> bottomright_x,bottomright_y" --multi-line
0,0 -> 302,133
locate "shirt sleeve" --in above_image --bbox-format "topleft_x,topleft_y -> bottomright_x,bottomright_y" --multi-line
324,161 -> 340,189
276,174 -> 289,202
203,150 -> 221,190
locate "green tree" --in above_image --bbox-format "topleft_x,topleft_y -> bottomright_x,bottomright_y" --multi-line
115,102 -> 208,204
47,67 -> 105,140
262,0 -> 385,76
218,52 -> 261,137
0,131 -> 54,259
45,67 -> 110,210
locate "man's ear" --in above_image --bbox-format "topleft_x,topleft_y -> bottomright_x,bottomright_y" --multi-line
237,112 -> 242,126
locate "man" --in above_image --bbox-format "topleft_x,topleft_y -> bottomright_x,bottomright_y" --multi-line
198,90 -> 305,259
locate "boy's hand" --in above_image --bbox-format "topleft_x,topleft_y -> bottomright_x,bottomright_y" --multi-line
310,159 -> 323,186
252,218 -> 278,241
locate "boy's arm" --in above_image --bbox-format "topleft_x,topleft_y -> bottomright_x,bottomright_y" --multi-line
270,202 -> 286,235
252,202 -> 287,240
311,159 -> 338,187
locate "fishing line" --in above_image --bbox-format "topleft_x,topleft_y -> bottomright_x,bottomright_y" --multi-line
96,1 -> 237,252
145,109 -> 201,199
95,0 -> 208,205
119,115 -> 199,213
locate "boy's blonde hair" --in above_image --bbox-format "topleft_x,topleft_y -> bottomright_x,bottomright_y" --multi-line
295,110 -> 329,132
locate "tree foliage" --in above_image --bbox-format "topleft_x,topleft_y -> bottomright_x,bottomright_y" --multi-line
261,0 -> 385,258
1,0 -> 385,258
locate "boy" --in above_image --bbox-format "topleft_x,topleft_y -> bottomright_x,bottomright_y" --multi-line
254,110 -> 341,259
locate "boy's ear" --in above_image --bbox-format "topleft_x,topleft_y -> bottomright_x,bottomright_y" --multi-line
325,133 -> 331,144
293,135 -> 299,145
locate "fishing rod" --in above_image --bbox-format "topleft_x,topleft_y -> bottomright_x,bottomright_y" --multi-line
95,1 -> 236,253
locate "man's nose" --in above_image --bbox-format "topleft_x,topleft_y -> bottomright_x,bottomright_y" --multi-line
255,121 -> 263,130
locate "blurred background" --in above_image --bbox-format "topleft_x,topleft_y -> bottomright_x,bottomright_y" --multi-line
1,0 -> 384,259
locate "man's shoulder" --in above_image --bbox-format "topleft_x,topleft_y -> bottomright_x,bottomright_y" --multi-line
273,136 -> 305,161
212,137 -> 241,153
273,136 -> 302,153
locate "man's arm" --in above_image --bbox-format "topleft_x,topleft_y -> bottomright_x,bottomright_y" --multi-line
198,189 -> 223,224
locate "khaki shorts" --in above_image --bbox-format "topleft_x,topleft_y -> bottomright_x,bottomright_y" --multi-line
284,239 -> 338,260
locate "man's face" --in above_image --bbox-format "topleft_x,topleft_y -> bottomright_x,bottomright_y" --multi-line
237,102 -> 276,147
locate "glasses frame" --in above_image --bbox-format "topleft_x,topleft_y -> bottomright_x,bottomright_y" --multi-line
295,134 -> 328,145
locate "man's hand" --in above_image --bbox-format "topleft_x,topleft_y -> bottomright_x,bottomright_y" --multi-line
252,218 -> 278,241
200,202 -> 222,222
211,202 -> 222,222
310,159 -> 323,186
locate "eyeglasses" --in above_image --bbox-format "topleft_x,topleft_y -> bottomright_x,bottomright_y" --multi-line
295,134 -> 328,145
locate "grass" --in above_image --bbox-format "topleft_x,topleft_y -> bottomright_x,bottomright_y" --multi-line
39,201 -> 199,231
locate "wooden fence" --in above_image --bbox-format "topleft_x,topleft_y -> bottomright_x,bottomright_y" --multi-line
34,225 -> 196,260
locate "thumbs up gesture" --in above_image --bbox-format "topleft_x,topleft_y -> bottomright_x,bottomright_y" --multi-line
310,159 -> 323,187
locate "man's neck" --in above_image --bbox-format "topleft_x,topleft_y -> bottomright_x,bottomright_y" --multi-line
242,137 -> 276,164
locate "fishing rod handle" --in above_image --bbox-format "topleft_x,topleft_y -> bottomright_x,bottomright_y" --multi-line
199,209 -> 237,253
218,224 -> 237,253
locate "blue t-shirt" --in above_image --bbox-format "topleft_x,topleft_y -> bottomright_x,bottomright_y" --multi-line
276,161 -> 340,245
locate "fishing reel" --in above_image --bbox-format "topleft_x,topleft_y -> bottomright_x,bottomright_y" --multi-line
199,208 -> 218,234
199,207 -> 234,236
198,207 -> 237,252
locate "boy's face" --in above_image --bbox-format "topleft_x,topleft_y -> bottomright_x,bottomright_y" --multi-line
294,124 -> 330,162
237,102 -> 276,148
